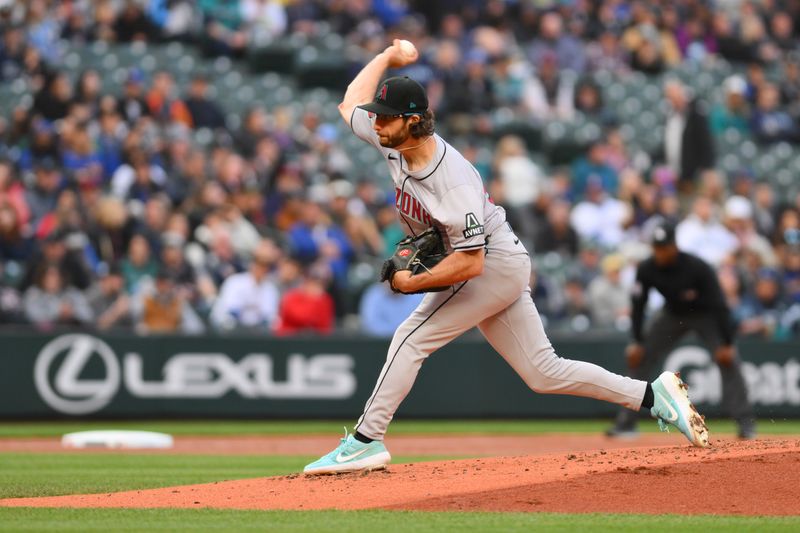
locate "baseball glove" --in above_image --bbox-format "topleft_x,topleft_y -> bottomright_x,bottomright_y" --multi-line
380,226 -> 450,294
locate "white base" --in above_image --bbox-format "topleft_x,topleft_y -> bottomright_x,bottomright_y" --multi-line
61,430 -> 174,449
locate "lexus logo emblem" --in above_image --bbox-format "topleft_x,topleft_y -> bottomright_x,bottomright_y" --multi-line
34,334 -> 121,415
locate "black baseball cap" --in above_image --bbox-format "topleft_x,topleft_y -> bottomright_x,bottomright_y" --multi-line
359,76 -> 428,116
651,222 -> 676,246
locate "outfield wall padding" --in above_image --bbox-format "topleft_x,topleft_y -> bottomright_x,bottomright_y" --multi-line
0,332 -> 798,418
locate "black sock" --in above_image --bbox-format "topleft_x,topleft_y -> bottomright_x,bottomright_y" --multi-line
641,383 -> 654,409
354,431 -> 373,444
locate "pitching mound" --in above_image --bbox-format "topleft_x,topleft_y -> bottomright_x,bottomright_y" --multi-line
2,439 -> 798,515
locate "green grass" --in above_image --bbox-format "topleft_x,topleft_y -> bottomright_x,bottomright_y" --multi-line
1,418 -> 798,438
0,509 -> 797,532
2,421 -> 798,531
0,453 -> 455,499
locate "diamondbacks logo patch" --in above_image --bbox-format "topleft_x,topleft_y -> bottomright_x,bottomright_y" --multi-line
463,212 -> 484,239
378,84 -> 388,100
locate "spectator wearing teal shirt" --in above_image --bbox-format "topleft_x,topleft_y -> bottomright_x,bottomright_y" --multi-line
710,75 -> 751,136
199,0 -> 246,56
570,141 -> 618,201
120,234 -> 158,295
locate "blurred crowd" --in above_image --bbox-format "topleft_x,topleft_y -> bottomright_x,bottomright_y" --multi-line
1,0 -> 800,339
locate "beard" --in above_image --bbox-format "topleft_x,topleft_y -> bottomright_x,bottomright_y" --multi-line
378,127 -> 411,148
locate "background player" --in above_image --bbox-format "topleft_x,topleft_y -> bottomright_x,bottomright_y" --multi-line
607,222 -> 756,439
303,40 -> 709,475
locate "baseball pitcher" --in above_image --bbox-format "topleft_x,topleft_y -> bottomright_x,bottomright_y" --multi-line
304,41 -> 709,475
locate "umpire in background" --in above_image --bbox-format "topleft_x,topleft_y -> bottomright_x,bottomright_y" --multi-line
607,222 -> 756,439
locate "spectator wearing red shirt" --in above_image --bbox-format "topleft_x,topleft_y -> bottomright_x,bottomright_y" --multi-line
146,71 -> 192,127
274,262 -> 334,336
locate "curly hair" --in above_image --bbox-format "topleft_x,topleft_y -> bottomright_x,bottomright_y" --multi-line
408,110 -> 435,139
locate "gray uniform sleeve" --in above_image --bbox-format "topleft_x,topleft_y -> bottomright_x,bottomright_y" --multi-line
349,108 -> 382,149
435,185 -> 486,251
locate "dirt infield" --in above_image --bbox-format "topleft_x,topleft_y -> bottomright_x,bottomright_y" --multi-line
2,438 -> 799,515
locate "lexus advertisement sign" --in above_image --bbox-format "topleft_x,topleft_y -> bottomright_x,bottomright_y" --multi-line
32,334 -> 357,415
0,333 -> 798,418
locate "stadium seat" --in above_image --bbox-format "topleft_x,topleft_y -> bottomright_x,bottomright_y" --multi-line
100,51 -> 120,71
233,85 -> 257,112
606,83 -> 626,105
293,45 -> 350,90
272,84 -> 294,106
492,121 -> 543,152
641,82 -> 661,104
89,40 -> 109,59
175,54 -> 197,77
165,41 -> 186,60
222,70 -> 244,91
247,42 -> 297,74
770,141 -> 794,161
226,113 -> 241,130
694,72 -> 715,94
620,96 -> 642,119
139,53 -> 158,74
63,51 -> 82,71
720,153 -> 742,174
756,154 -> 778,176
192,128 -> 215,148
775,168 -> 794,187
722,128 -> 744,146
574,120 -> 602,145
635,110 -> 658,131
213,56 -> 233,76
739,140 -> 758,164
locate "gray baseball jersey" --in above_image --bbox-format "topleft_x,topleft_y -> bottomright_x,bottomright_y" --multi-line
351,109 -> 511,253
350,108 -> 647,439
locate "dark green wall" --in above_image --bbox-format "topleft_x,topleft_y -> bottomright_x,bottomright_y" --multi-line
1,333 -> 798,418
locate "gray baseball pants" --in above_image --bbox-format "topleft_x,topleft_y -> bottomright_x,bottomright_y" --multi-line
355,234 -> 648,440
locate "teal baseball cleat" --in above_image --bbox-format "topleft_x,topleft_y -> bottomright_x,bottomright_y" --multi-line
304,429 -> 392,475
651,371 -> 710,448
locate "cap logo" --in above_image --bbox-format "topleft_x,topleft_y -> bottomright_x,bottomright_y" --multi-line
378,84 -> 388,101
408,102 -> 416,109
